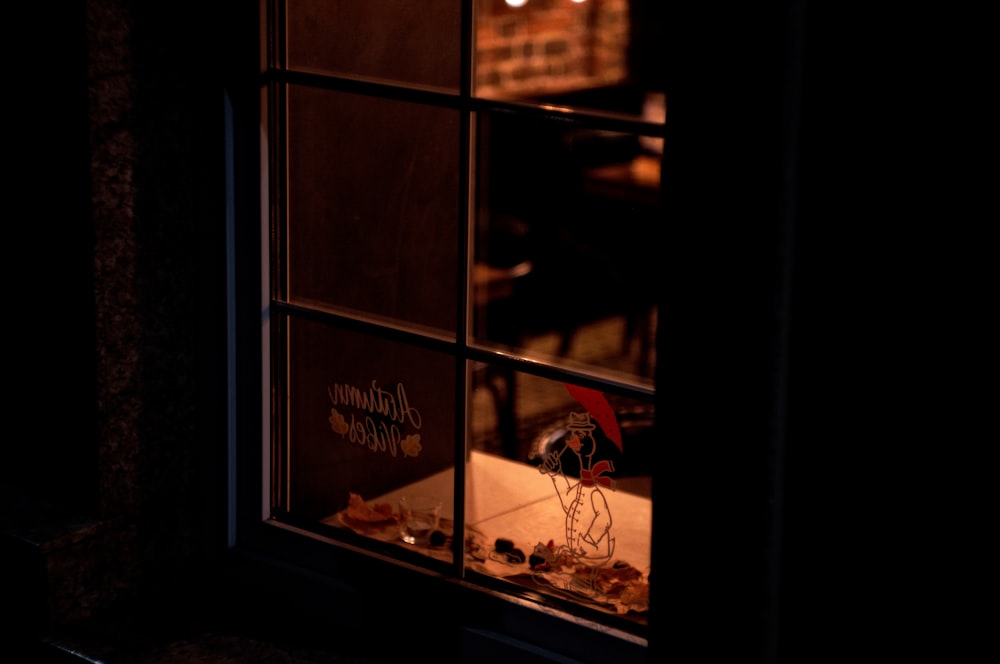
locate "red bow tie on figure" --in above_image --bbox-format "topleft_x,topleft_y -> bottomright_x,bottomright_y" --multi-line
580,460 -> 615,488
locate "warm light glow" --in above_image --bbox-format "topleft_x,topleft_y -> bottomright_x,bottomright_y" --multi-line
505,0 -> 586,7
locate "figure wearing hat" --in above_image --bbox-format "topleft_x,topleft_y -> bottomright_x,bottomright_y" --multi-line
539,410 -> 616,571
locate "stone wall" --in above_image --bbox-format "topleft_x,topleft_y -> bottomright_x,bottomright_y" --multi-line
3,0 -> 227,633
86,0 -> 227,613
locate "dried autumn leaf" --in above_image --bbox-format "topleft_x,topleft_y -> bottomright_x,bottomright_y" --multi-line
345,492 -> 394,523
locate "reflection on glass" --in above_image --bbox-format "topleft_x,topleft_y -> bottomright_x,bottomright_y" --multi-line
280,317 -> 456,564
467,364 -> 653,623
286,0 -> 462,92
472,110 -> 659,385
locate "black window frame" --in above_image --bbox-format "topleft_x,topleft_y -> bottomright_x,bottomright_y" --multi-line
223,2 -> 801,661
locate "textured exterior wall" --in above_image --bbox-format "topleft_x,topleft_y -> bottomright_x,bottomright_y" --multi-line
3,0 -> 227,629
86,0 -> 225,610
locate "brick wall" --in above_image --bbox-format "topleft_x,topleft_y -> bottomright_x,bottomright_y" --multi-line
475,0 -> 630,98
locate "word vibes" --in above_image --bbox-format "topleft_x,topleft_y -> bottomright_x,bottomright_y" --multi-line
327,379 -> 423,458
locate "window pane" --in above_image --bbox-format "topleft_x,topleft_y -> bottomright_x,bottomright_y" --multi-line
263,0 -> 662,644
475,0 -> 664,120
473,111 -> 659,384
467,363 -> 653,624
279,316 -> 457,564
286,0 -> 462,92
285,85 -> 461,335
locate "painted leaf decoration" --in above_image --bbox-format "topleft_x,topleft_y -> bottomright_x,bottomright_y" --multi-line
564,383 -> 623,452
400,434 -> 422,458
329,408 -> 349,435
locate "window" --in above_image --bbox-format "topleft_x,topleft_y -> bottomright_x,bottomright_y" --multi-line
232,1 -> 667,659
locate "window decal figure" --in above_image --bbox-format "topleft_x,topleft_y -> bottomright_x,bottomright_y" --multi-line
462,381 -> 650,616
535,384 -> 621,599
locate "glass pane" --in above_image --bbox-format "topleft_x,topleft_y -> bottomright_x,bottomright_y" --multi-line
475,0 -> 665,119
467,363 -> 653,624
285,85 -> 461,336
286,0 -> 462,92
473,110 -> 659,385
280,316 -> 457,565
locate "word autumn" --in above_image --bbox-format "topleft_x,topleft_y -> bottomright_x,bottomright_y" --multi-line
327,380 -> 423,457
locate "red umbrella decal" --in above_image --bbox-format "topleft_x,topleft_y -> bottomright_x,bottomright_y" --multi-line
564,383 -> 623,452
